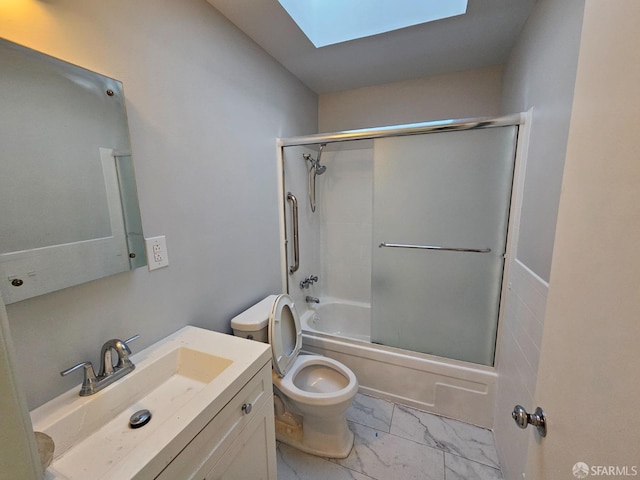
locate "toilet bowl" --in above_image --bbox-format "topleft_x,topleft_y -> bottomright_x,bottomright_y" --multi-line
231,294 -> 358,458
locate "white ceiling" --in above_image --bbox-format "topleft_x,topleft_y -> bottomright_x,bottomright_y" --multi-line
206,0 -> 537,94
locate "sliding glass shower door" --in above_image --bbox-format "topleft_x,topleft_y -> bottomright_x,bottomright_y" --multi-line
371,127 -> 517,366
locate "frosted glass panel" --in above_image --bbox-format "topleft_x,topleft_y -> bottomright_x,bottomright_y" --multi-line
371,127 -> 517,365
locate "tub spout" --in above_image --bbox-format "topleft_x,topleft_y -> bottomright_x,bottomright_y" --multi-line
305,296 -> 320,304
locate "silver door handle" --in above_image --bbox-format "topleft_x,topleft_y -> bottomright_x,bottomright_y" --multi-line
379,242 -> 491,253
512,405 -> 547,437
287,192 -> 299,274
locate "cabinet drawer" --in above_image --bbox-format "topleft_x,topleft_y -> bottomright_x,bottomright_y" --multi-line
156,362 -> 272,479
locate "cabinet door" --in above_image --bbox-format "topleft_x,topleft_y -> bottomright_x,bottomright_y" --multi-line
205,400 -> 276,480
156,363 -> 273,480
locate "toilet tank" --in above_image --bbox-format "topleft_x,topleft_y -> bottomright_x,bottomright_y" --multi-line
230,295 -> 278,343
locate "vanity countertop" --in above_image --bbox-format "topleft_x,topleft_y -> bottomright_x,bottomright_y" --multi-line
30,326 -> 270,480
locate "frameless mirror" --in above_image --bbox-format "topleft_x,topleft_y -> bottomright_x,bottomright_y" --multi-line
0,38 -> 146,304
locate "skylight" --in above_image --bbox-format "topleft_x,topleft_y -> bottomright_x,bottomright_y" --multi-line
277,0 -> 468,48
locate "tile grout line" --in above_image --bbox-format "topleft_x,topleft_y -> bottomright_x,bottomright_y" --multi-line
389,400 -> 396,433
443,449 -> 504,474
346,420 -> 455,458
353,395 -> 504,475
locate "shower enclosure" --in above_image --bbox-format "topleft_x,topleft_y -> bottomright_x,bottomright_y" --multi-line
280,116 -> 519,367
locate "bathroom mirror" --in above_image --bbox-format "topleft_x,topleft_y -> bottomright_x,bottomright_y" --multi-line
0,38 -> 146,304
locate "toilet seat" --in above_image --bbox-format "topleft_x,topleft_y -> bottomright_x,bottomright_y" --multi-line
267,295 -> 357,404
268,294 -> 303,377
272,354 -> 358,406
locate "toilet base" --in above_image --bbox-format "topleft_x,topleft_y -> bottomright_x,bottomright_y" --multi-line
275,416 -> 354,459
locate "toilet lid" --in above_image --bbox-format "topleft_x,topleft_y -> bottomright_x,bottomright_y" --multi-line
268,294 -> 302,377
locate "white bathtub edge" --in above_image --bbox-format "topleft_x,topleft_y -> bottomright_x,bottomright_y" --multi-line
302,332 -> 497,428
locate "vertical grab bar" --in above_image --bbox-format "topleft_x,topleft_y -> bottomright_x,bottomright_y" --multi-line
287,192 -> 299,274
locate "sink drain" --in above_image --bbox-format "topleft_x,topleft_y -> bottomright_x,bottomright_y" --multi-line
129,409 -> 152,429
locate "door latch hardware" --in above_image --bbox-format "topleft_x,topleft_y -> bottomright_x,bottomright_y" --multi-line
512,405 -> 547,437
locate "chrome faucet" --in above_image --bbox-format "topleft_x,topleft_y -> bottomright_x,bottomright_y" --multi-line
99,338 -> 134,376
305,296 -> 320,304
61,334 -> 139,396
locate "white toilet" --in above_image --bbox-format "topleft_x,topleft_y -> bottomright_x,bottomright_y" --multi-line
231,294 -> 358,458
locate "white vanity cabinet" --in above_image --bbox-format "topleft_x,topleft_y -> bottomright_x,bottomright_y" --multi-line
32,328 -> 275,480
156,362 -> 276,480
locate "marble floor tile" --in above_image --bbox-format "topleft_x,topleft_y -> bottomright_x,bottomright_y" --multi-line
332,422 -> 445,480
346,393 -> 394,432
390,404 -> 500,469
277,443 -> 373,480
444,453 -> 503,480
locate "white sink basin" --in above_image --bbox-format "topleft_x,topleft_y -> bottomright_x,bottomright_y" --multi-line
31,326 -> 270,480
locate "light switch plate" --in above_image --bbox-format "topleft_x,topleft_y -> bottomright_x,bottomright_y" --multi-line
145,236 -> 169,271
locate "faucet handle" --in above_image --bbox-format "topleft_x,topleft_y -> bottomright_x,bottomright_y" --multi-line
60,361 -> 94,377
61,361 -> 98,396
124,334 -> 140,344
122,334 -> 140,353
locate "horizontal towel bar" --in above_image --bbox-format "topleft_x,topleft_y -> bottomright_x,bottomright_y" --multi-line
378,242 -> 491,253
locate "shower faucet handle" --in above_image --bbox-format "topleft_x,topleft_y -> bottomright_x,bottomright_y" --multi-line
300,274 -> 319,289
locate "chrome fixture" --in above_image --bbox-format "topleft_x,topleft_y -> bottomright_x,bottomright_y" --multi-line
281,114 -> 522,147
304,144 -> 327,213
98,336 -> 136,377
60,334 -> 139,396
512,405 -> 547,437
305,296 -> 320,304
379,242 -> 491,254
287,192 -> 299,274
129,409 -> 152,429
300,274 -> 318,289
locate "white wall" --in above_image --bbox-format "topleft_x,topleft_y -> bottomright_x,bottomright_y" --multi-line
281,145 -> 322,308
527,0 -> 640,475
319,65 -> 504,132
0,0 -> 317,410
494,258 -> 549,480
493,1 -> 585,479
502,0 -> 585,283
319,143 -> 374,304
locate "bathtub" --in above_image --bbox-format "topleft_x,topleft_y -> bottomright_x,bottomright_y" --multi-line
300,299 -> 497,428
304,299 -> 371,342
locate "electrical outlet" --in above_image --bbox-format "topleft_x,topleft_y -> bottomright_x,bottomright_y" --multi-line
145,236 -> 169,271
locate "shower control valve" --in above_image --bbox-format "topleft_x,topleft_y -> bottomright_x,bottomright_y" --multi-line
299,274 -> 319,289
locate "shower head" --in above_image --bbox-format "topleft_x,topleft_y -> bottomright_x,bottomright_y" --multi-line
314,143 -> 327,175
304,144 -> 328,213
302,143 -> 327,175
303,144 -> 328,175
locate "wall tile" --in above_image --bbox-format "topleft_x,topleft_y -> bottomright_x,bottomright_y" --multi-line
493,259 -> 548,479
